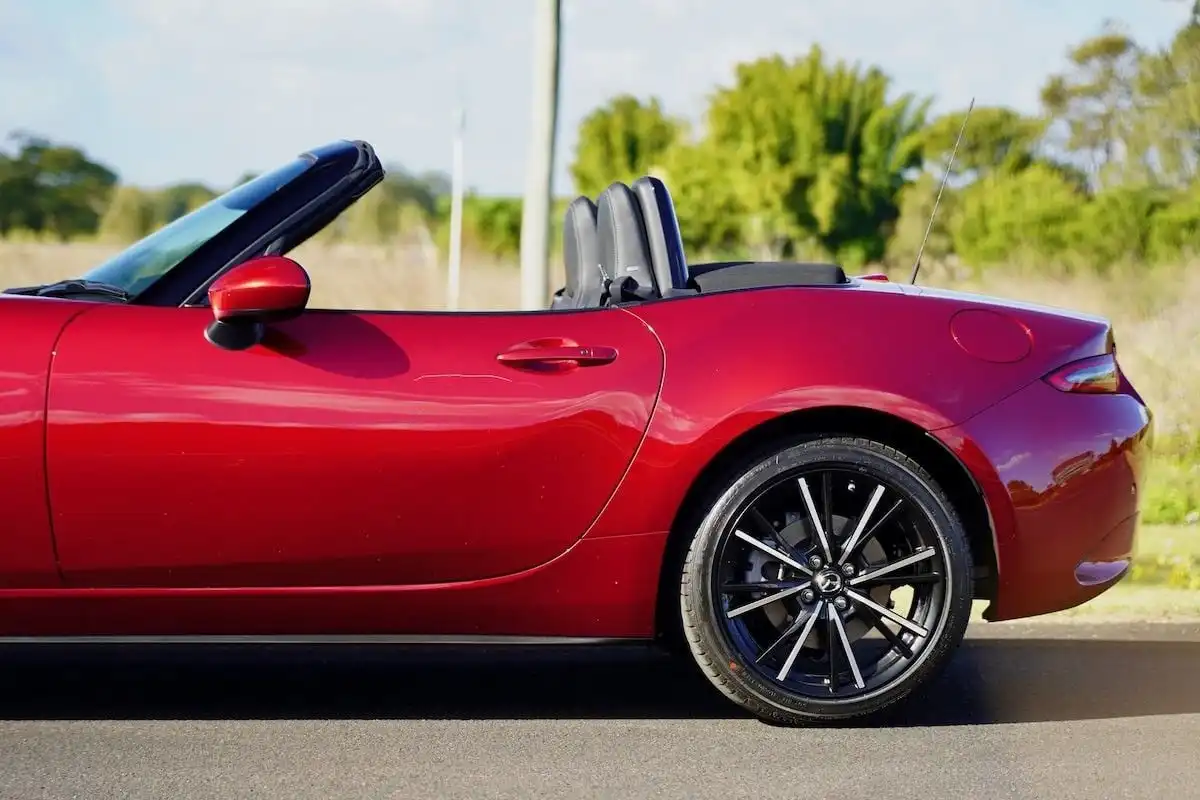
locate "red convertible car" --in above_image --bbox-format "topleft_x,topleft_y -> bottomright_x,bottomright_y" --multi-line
0,140 -> 1152,725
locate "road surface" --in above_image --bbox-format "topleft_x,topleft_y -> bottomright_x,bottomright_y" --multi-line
0,621 -> 1197,799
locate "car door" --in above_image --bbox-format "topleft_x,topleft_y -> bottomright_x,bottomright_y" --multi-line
45,303 -> 664,588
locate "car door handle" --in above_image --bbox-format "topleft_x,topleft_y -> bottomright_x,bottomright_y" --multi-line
496,344 -> 618,367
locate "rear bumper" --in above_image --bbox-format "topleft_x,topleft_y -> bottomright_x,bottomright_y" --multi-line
932,377 -> 1152,621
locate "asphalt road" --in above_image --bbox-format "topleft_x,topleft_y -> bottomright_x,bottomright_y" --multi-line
0,621 -> 1197,800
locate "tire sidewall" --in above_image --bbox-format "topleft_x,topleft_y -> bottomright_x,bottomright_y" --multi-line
681,437 -> 973,722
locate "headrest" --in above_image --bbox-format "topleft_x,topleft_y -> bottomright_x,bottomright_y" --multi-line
631,175 -> 689,293
562,196 -> 600,306
595,181 -> 658,297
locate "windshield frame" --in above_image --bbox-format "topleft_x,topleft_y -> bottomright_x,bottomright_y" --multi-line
81,155 -> 317,300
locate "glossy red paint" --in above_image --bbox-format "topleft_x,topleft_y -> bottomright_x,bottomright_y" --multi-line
949,308 -> 1032,364
931,375 -> 1151,621
208,255 -> 311,321
44,303 -> 662,588
0,531 -> 668,637
582,283 -> 1116,542
0,296 -> 91,588
0,275 -> 1151,638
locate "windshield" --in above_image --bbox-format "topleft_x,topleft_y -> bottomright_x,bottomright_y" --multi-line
82,156 -> 314,296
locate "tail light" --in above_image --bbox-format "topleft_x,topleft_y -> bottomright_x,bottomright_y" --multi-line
1044,353 -> 1120,394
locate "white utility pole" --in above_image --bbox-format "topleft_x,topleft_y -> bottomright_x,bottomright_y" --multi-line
446,107 -> 466,310
518,0 -> 562,310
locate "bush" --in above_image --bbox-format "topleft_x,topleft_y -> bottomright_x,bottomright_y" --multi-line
1143,446 -> 1200,526
1130,553 -> 1200,590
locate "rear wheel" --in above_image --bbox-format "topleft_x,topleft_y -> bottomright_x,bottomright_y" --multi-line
678,435 -> 973,725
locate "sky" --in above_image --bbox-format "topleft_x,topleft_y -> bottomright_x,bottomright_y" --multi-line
0,0 -> 1191,196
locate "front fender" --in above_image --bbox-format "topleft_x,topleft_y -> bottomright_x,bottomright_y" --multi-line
0,296 -> 95,587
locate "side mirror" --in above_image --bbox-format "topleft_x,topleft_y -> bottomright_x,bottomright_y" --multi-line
204,255 -> 311,351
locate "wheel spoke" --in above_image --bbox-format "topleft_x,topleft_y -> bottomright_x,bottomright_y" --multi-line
825,605 -> 840,692
828,604 -> 866,690
845,588 -> 929,637
855,572 -> 942,589
821,472 -> 835,545
775,600 -> 825,681
727,580 -> 812,618
841,498 -> 903,563
732,530 -> 813,575
836,484 -> 886,565
756,607 -> 816,665
742,507 -> 778,541
722,580 -> 807,594
797,477 -> 834,562
739,507 -> 807,565
857,606 -> 915,659
848,547 -> 937,587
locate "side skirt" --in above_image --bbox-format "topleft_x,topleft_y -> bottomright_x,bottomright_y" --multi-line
0,634 -> 646,645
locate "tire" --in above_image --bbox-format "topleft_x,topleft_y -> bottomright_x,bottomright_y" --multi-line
678,435 -> 973,726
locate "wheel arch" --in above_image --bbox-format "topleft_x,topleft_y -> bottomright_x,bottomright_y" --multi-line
653,404 -> 998,645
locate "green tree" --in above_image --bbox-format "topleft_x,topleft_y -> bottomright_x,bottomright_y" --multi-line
1146,185 -> 1200,262
342,184 -> 403,244
1040,22 -> 1143,186
884,173 -> 960,269
953,163 -> 1086,266
656,138 -> 747,257
460,195 -> 524,258
919,106 -> 1046,178
1134,18 -> 1200,186
1065,185 -> 1168,268
0,131 -> 118,239
374,163 -> 448,218
97,185 -> 156,242
569,95 -> 683,198
153,182 -> 217,226
699,46 -> 929,266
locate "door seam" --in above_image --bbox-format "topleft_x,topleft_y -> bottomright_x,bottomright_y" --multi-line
41,304 -> 102,583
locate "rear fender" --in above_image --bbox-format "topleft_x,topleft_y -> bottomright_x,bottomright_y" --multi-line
586,287 -> 1024,540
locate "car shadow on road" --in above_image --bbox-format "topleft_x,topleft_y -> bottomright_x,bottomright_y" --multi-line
0,633 -> 1197,725
886,635 -> 1200,727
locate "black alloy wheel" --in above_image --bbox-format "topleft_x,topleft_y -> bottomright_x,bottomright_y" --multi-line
678,435 -> 973,725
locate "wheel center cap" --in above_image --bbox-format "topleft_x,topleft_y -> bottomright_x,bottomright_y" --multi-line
813,569 -> 844,596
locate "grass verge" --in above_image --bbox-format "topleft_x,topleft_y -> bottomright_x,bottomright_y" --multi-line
1142,450 -> 1200,527
971,584 -> 1200,624
1130,524 -> 1200,589
962,525 -> 1200,624
962,524 -> 1200,623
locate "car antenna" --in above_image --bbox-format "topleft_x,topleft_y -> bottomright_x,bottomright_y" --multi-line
909,97 -> 974,285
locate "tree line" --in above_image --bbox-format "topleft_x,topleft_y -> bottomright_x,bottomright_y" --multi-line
2,14 -> 1198,274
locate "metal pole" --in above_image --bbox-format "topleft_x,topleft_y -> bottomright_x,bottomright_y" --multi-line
446,107 -> 465,310
518,0 -> 561,310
